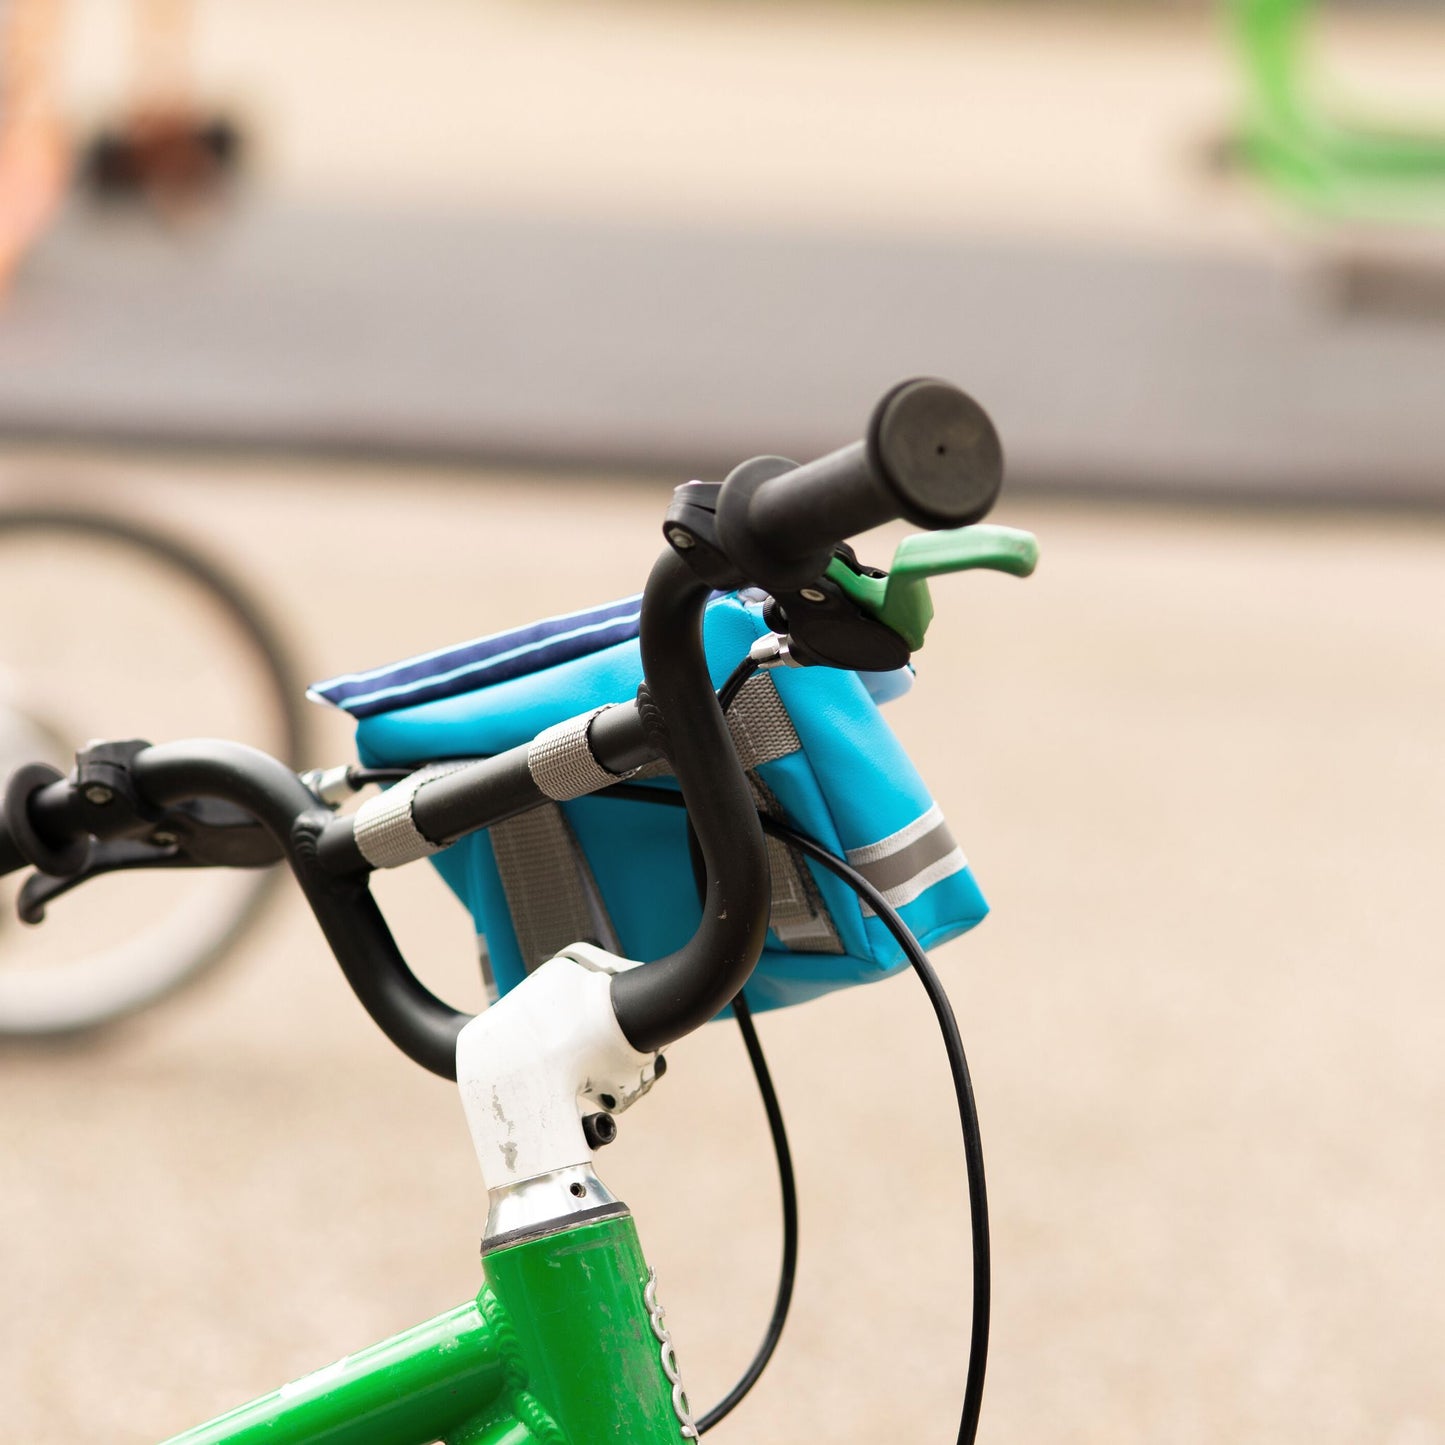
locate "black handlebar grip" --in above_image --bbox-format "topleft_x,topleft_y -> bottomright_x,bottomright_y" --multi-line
715,378 -> 1003,592
2,764 -> 90,877
0,814 -> 25,876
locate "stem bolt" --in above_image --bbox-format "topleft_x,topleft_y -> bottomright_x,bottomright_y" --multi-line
667,527 -> 696,551
83,784 -> 114,805
583,1112 -> 618,1150
800,587 -> 827,603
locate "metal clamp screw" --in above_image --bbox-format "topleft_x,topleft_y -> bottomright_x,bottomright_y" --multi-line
748,634 -> 801,669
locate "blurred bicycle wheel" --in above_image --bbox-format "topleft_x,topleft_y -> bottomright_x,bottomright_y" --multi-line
0,504 -> 308,1035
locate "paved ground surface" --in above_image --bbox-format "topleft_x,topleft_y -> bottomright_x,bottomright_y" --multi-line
5,0 -> 1444,497
5,200 -> 1445,502
0,454 -> 1442,1444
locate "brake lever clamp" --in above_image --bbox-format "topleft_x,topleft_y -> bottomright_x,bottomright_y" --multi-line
13,794 -> 282,924
762,558 -> 914,674
0,740 -> 160,886
71,738 -> 159,832
661,479 -> 745,588
662,477 -> 915,671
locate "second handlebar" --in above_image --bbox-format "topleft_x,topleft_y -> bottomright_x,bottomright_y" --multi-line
714,378 -> 1003,593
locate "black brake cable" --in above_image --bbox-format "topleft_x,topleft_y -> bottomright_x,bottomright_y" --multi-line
679,651 -> 799,1433
605,652 -> 990,1445
695,985 -> 798,1433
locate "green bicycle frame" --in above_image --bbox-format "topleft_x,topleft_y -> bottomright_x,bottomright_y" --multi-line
1227,0 -> 1445,222
162,946 -> 697,1444
165,1214 -> 691,1445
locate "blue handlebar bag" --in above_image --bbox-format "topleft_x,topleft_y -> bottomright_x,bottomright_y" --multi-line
311,593 -> 987,1013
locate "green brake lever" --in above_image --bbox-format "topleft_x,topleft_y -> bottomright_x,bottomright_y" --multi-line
825,524 -> 1039,652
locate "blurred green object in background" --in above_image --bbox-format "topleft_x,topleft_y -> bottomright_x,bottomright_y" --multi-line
1230,0 -> 1445,222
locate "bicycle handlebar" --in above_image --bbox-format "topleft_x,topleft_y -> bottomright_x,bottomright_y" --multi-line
0,740 -> 472,1075
608,551 -> 771,1051
611,378 -> 1003,1050
0,378 -> 1005,1074
715,378 -> 1003,592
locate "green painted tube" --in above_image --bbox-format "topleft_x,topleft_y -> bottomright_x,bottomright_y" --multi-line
159,1214 -> 687,1445
162,1300 -> 506,1445
450,1419 -> 541,1445
482,1214 -> 693,1444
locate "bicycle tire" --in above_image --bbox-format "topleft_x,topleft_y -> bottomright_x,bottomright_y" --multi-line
0,503 -> 308,1036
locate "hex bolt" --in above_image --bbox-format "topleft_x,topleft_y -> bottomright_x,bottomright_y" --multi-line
83,784 -> 115,805
582,1113 -> 618,1150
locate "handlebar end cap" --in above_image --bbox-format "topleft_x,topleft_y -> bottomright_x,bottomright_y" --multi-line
868,379 -> 1004,530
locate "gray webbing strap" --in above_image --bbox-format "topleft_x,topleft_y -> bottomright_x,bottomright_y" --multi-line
749,774 -> 843,953
727,672 -> 801,769
528,708 -> 623,801
617,679 -> 839,951
352,761 -> 474,870
523,675 -> 798,804
490,804 -> 621,970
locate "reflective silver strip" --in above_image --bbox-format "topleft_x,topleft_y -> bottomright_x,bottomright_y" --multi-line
846,804 -> 967,912
352,761 -> 473,870
527,709 -> 618,801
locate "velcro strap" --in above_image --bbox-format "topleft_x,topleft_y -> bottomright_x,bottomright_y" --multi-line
490,804 -> 621,969
353,761 -> 473,870
528,709 -> 621,801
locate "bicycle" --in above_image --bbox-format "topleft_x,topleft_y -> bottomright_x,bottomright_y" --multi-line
1227,0 -> 1445,224
0,503 -> 308,1036
0,378 -> 1036,1444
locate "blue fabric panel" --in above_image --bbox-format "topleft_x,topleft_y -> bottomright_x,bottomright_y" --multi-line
449,829 -> 524,991
565,791 -> 698,966
353,595 -> 766,767
770,661 -> 936,848
863,872 -> 990,966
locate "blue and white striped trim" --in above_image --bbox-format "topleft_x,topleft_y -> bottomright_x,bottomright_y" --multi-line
309,594 -> 644,719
